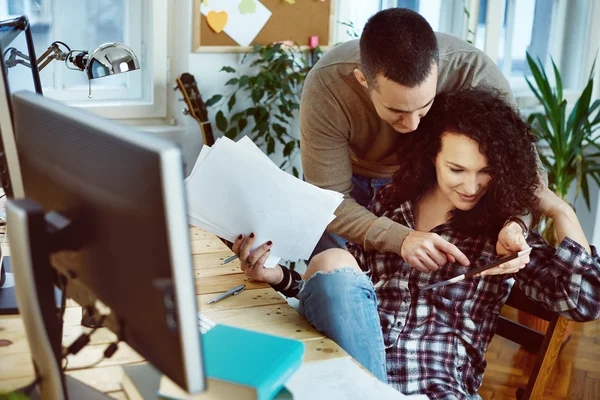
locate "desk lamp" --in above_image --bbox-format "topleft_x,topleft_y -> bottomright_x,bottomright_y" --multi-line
4,39 -> 140,96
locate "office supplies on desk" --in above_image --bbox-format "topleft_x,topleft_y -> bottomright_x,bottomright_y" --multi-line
207,284 -> 245,304
420,248 -> 533,292
220,254 -> 239,265
157,324 -> 305,400
185,136 -> 343,268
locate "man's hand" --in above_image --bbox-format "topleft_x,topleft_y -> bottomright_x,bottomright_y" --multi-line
400,231 -> 470,273
480,222 -> 530,276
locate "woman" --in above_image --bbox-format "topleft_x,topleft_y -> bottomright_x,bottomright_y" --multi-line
231,89 -> 600,399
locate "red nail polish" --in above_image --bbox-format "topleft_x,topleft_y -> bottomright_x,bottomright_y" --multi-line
267,241 -> 272,246
237,234 -> 243,240
250,232 -> 255,238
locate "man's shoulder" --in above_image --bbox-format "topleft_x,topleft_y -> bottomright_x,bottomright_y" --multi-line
434,32 -> 511,96
436,32 -> 483,61
308,40 -> 361,82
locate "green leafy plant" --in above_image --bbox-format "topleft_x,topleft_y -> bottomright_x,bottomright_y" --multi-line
463,7 -> 476,44
206,42 -> 319,177
525,52 -> 600,244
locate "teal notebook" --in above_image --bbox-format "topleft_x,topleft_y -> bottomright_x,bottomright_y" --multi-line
159,324 -> 304,400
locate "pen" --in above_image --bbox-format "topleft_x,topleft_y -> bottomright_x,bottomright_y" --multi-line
207,284 -> 246,305
220,254 -> 239,265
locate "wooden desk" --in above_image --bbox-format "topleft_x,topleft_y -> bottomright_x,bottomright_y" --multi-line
0,227 -> 350,398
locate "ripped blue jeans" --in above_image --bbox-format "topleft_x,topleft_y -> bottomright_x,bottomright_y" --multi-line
297,268 -> 387,383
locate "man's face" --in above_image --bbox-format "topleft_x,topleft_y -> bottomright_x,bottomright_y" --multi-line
355,64 -> 438,133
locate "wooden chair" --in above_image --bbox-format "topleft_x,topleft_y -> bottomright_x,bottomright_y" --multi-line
494,286 -> 571,400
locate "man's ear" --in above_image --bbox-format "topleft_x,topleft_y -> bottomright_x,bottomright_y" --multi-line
354,69 -> 369,89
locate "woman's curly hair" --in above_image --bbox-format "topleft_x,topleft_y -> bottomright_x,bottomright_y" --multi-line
379,88 -> 541,236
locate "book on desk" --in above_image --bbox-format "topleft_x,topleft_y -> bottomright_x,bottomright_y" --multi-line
122,324 -> 304,400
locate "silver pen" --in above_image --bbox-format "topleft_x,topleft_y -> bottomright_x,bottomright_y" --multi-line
220,254 -> 239,265
207,284 -> 246,305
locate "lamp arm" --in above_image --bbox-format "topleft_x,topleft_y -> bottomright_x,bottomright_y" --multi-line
3,43 -> 68,72
4,48 -> 32,68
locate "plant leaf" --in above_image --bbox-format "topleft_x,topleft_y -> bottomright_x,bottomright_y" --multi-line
228,93 -> 236,112
221,66 -> 236,73
205,94 -> 222,107
283,140 -> 296,156
239,75 -> 249,87
225,127 -> 238,140
266,137 -> 275,155
238,118 -> 248,132
215,110 -> 228,132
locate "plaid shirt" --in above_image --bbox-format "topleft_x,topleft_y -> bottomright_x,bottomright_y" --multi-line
348,198 -> 600,400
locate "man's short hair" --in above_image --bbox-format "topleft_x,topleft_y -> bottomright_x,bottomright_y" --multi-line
360,8 -> 439,88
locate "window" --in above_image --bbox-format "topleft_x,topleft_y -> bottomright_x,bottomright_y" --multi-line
0,0 -> 168,119
350,0 -> 598,99
472,0 -> 554,93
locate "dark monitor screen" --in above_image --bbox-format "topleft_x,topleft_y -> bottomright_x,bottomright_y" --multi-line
0,16 -> 43,198
10,91 -> 206,396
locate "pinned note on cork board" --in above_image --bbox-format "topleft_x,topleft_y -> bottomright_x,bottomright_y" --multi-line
192,0 -> 334,52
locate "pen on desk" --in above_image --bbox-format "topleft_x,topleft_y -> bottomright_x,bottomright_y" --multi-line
220,254 -> 239,265
207,284 -> 246,305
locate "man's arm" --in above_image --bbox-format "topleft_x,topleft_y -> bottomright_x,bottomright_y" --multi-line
300,70 -> 412,252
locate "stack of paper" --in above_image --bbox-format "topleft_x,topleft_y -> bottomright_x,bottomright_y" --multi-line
284,358 -> 429,399
185,136 -> 344,268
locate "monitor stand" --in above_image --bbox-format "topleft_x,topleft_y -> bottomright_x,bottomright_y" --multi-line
7,198 -> 112,399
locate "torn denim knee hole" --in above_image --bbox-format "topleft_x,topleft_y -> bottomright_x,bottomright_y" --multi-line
298,267 -> 371,295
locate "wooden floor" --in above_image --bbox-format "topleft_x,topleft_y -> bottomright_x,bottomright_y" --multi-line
480,306 -> 600,399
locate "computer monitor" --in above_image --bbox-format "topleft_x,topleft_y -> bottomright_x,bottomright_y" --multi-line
7,91 -> 205,399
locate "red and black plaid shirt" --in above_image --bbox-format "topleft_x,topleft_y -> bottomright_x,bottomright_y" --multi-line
348,198 -> 600,399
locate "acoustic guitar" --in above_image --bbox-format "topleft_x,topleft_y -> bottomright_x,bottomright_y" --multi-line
175,73 -> 216,146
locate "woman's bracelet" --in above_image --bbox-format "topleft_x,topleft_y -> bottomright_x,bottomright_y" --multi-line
270,266 -> 302,298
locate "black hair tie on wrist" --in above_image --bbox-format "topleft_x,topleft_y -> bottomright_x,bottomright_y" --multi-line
504,216 -> 529,239
270,266 -> 302,298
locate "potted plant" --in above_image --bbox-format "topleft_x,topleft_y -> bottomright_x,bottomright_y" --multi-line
206,42 -> 320,178
521,52 -> 600,340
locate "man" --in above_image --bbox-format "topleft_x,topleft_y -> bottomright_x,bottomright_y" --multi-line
300,8 -> 544,273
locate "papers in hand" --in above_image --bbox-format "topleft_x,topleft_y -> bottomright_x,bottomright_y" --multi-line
285,358 -> 429,399
185,136 -> 344,268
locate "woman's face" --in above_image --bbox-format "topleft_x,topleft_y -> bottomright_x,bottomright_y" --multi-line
434,132 -> 492,211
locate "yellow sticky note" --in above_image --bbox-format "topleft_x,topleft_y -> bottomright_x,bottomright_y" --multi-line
202,0 -> 208,5
206,11 -> 228,33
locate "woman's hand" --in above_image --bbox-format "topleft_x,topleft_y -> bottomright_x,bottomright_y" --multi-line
231,233 -> 284,286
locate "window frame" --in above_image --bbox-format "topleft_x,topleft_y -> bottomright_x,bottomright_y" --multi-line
38,0 -> 168,119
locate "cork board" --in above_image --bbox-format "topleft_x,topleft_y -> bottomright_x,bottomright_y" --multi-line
192,0 -> 334,52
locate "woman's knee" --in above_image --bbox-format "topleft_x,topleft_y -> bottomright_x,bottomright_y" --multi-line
305,248 -> 361,280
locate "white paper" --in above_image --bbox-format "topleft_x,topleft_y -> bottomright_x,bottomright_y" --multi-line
285,358 -> 429,400
185,136 -> 343,267
200,0 -> 272,46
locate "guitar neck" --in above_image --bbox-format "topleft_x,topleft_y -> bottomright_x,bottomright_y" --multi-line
176,73 -> 215,147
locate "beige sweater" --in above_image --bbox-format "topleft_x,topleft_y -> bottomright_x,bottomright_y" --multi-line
300,33 -> 524,254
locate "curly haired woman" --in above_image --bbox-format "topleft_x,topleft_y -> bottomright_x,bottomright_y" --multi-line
231,89 -> 600,399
